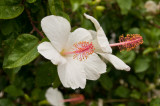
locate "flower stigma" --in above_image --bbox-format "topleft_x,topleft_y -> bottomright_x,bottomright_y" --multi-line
62,41 -> 95,61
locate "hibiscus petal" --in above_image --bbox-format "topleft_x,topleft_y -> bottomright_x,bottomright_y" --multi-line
45,88 -> 64,106
37,42 -> 66,65
84,53 -> 106,80
41,15 -> 71,52
88,30 -> 97,40
84,13 -> 112,53
84,13 -> 100,30
58,58 -> 86,89
66,28 -> 92,50
100,53 -> 130,71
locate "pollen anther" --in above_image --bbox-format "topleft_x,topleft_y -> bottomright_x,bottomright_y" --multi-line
109,34 -> 143,51
118,34 -> 143,51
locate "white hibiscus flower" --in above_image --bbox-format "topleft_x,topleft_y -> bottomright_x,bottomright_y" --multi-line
45,88 -> 64,106
45,87 -> 84,106
84,13 -> 130,71
38,15 -> 106,89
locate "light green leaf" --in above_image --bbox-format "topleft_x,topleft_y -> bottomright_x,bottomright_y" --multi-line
3,34 -> 39,68
4,85 -> 24,97
117,0 -> 132,15
0,0 -> 24,19
134,57 -> 150,73
143,47 -> 157,55
26,0 -> 36,3
130,90 -> 141,99
150,98 -> 160,106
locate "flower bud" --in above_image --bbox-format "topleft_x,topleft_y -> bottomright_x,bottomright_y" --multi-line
144,1 -> 157,14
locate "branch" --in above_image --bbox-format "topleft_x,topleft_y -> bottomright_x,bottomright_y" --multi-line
149,21 -> 160,29
104,98 -> 151,104
25,9 -> 45,38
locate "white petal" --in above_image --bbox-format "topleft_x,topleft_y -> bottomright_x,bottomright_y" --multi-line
100,53 -> 130,71
97,28 -> 112,53
84,13 -> 100,31
65,28 -> 92,50
41,15 -> 71,52
58,57 -> 86,89
45,88 -> 64,106
84,53 -> 106,80
37,42 -> 66,65
88,30 -> 97,40
84,13 -> 112,53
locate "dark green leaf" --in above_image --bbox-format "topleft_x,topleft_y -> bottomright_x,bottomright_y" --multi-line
99,74 -> 113,91
115,86 -> 130,98
0,99 -> 14,106
0,0 -> 24,19
4,85 -> 24,97
36,62 -> 58,87
3,34 -> 39,68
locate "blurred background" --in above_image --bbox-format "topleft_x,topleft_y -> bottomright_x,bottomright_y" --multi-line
0,0 -> 160,105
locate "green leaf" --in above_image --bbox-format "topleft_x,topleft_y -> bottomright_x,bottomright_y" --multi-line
53,76 -> 61,88
99,74 -> 113,91
0,76 -> 8,91
143,47 -> 157,55
70,0 -> 91,11
130,90 -> 141,99
0,99 -> 14,106
4,85 -> 24,97
134,57 -> 150,73
117,0 -> 132,15
36,62 -> 58,87
116,51 -> 136,64
0,0 -> 24,19
127,75 -> 139,87
5,67 -> 21,83
150,98 -> 160,106
128,27 -> 140,34
26,0 -> 36,3
115,86 -> 130,98
31,88 -> 45,101
3,34 -> 39,68
48,0 -> 70,21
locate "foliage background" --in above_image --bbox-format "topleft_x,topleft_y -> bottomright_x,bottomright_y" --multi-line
0,0 -> 160,105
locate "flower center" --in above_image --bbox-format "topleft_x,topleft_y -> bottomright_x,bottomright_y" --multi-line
62,41 -> 95,61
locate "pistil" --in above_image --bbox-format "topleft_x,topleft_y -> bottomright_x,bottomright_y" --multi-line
109,34 -> 143,51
